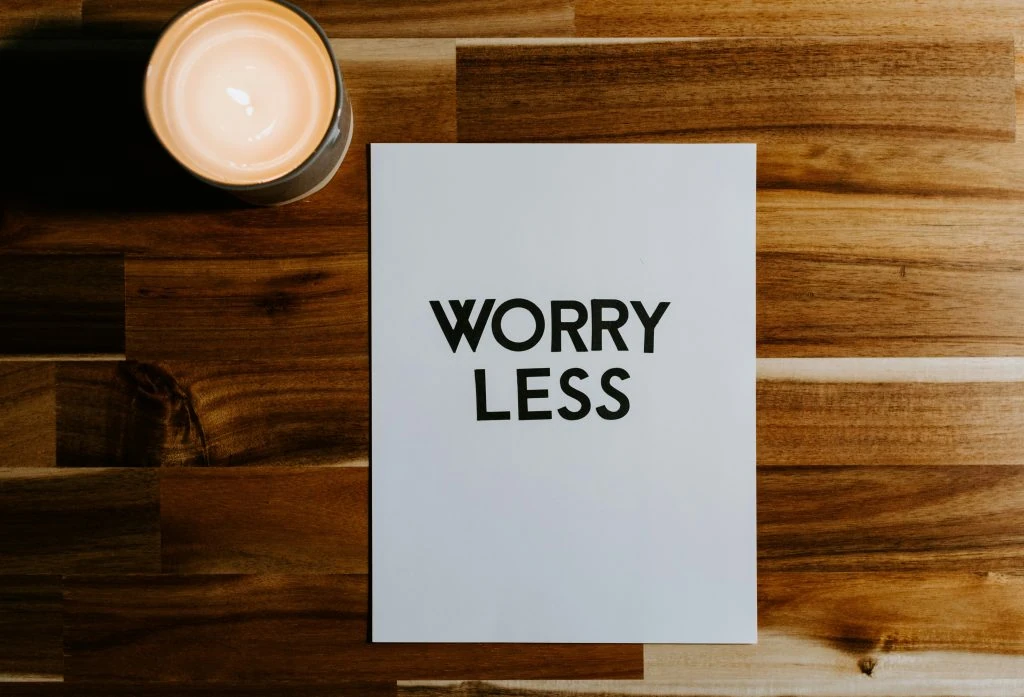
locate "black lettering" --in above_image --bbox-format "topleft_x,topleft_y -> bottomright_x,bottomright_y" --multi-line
430,299 -> 495,353
597,368 -> 630,420
492,299 -> 545,352
591,299 -> 629,351
517,368 -> 552,420
475,369 -> 510,421
557,368 -> 591,420
551,300 -> 588,352
631,301 -> 671,353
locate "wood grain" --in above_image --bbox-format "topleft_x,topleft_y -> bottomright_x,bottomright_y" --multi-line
1016,36 -> 1023,127
161,467 -> 367,573
759,466 -> 1024,571
456,38 -> 1015,143
757,248 -> 1024,357
83,0 -> 572,37
56,359 -> 367,467
758,376 -> 1024,465
408,660 -> 1024,697
0,0 -> 79,37
576,0 -> 1024,37
756,139 -> 1024,356
404,573 -> 1024,696
0,363 -> 54,467
759,357 -> 1024,383
756,139 -> 1024,199
652,572 -> 1024,687
125,256 -> 366,360
0,39 -> 454,258
337,39 -> 457,145
64,574 -> 643,682
0,469 -> 158,573
0,257 -> 124,359
0,576 -> 62,682
0,685 -> 395,696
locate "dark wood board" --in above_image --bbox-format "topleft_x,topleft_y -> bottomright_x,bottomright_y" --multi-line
0,468 -> 159,573
161,466 -> 368,573
0,257 -> 124,358
0,363 -> 55,467
758,375 -> 1024,465
64,574 -> 643,682
0,576 -> 63,681
82,0 -> 573,37
56,359 -> 367,467
0,684 -> 395,696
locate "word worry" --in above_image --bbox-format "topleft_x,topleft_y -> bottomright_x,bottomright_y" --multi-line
430,299 -> 670,422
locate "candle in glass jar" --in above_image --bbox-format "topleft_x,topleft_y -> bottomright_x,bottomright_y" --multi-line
145,0 -> 352,204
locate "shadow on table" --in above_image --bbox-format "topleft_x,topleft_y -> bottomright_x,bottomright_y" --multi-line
0,33 -> 235,215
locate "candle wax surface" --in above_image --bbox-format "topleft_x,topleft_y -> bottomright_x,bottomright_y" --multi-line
145,0 -> 337,185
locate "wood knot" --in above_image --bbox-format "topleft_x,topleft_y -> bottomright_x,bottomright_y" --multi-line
116,362 -> 210,467
255,290 -> 296,317
858,656 -> 877,677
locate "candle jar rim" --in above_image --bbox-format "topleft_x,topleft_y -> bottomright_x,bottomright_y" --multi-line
143,0 -> 347,193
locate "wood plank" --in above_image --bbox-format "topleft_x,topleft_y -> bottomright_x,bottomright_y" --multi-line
455,38 -> 1015,144
756,138 -> 1024,356
757,246 -> 1024,357
759,192 -> 1024,358
161,467 -> 367,573
0,0 -> 80,38
759,357 -> 1024,383
653,572 -> 1024,687
125,256 -> 366,360
576,0 -> 1024,37
758,373 -> 1024,466
757,139 -> 1024,199
0,576 -> 62,682
83,0 -> 572,37
408,652 -> 1024,697
0,257 -> 124,358
56,359 -> 367,467
0,39 -> 454,258
64,574 -> 643,682
403,573 -> 1024,696
759,466 -> 1024,571
0,469 -> 159,573
1016,36 -> 1023,128
0,363 -> 55,467
0,685 -> 395,696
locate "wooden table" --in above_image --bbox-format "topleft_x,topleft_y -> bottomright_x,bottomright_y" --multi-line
2,1 -> 1024,694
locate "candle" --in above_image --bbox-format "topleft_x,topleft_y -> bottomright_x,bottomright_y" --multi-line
145,0 -> 353,205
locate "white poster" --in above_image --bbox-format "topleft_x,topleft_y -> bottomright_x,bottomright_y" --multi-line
370,143 -> 756,643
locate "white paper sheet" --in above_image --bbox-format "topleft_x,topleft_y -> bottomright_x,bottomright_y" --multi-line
370,143 -> 756,643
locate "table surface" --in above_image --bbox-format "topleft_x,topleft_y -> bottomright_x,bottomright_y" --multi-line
2,0 -> 1024,695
